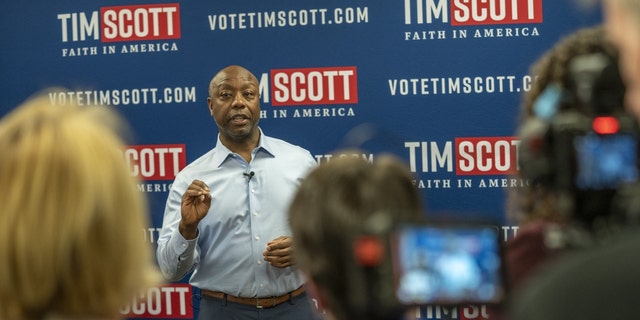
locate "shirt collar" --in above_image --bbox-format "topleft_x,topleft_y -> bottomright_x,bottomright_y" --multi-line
211,127 -> 274,167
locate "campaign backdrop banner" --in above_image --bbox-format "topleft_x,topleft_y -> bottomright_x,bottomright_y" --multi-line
1,1 -> 602,319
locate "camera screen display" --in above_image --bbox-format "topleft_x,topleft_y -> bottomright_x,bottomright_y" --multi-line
390,224 -> 505,306
574,133 -> 638,189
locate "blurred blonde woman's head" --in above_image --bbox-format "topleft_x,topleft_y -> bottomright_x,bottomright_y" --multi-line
0,91 -> 161,319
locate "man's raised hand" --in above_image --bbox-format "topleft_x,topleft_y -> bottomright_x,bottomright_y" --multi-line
179,180 -> 211,239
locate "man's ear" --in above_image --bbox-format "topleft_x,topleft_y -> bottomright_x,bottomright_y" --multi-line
206,97 -> 214,116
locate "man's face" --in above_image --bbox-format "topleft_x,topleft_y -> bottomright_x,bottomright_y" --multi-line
605,0 -> 640,121
207,66 -> 260,142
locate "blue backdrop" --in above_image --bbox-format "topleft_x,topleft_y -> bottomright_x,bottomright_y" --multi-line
1,1 -> 602,319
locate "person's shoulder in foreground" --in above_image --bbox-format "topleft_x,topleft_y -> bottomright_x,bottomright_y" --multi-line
508,229 -> 640,320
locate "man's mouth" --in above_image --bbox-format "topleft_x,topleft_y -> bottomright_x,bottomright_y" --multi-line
229,114 -> 249,126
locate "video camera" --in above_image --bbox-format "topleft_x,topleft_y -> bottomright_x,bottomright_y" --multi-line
349,214 -> 506,320
518,52 -> 640,227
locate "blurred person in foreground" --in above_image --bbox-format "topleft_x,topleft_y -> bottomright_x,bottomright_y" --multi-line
0,91 -> 161,319
501,2 -> 640,318
504,25 -> 622,292
156,65 -> 318,319
289,152 -> 426,320
507,21 -> 640,319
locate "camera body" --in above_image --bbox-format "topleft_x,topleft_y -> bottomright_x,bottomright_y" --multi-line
518,52 -> 639,226
350,215 -> 506,320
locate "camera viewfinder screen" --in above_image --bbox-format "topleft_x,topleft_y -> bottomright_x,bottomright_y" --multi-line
574,134 -> 638,190
391,225 -> 505,305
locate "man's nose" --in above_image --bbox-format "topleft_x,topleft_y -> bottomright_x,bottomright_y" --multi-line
232,93 -> 246,108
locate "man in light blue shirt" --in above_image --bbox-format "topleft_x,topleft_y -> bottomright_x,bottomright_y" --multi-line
156,65 -> 318,320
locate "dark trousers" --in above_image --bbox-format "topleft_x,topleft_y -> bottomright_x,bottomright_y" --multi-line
197,292 -> 322,320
